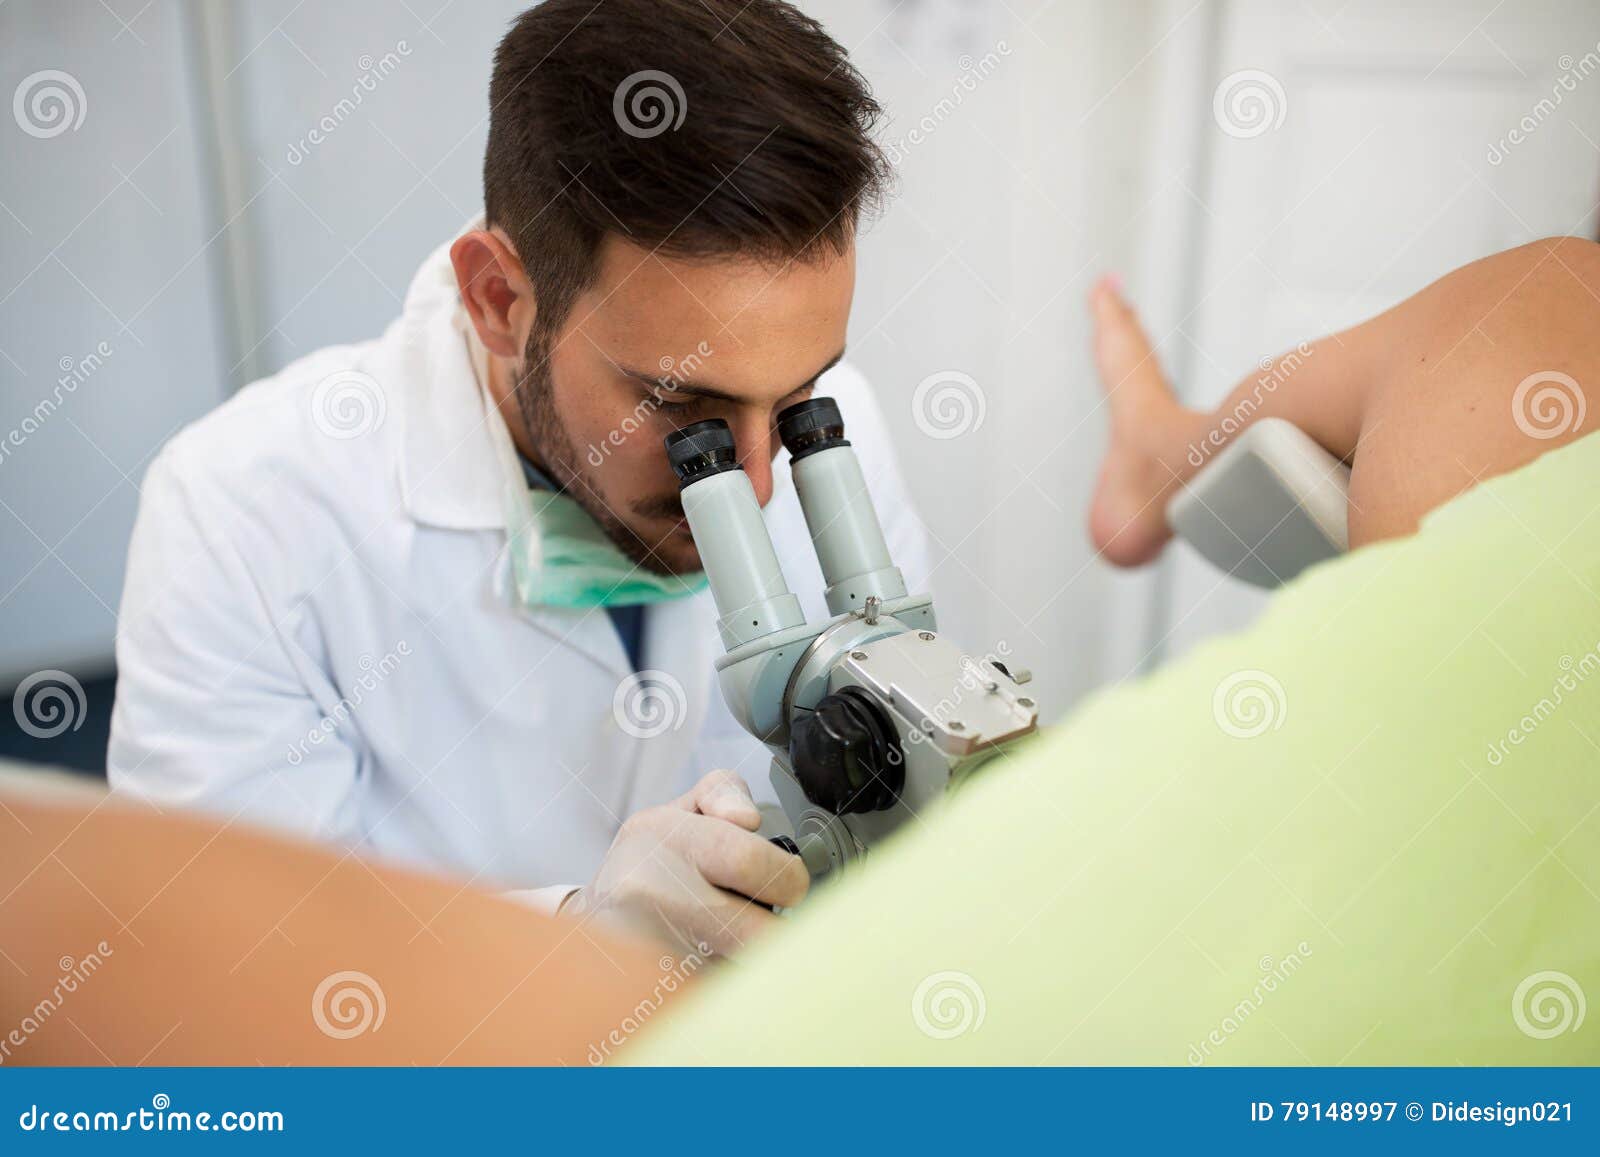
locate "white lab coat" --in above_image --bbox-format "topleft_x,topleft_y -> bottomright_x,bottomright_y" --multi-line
107,231 -> 930,908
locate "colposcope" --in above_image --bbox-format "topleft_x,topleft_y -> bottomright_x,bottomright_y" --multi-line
664,397 -> 1043,885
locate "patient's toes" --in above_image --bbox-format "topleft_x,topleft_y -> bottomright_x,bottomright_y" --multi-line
1091,278 -> 1173,413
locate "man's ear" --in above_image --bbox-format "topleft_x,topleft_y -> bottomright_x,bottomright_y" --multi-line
450,227 -> 533,359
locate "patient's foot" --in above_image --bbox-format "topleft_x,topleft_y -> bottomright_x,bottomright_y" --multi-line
1086,277 -> 1204,567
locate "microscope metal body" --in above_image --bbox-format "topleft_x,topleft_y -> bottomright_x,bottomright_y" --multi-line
664,398 -> 1041,884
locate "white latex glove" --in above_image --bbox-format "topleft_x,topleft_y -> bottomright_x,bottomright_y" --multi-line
562,770 -> 809,957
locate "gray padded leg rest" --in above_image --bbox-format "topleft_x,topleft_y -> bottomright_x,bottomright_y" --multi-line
1166,417 -> 1351,588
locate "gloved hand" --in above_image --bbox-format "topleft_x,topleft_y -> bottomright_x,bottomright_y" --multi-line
561,770 -> 809,957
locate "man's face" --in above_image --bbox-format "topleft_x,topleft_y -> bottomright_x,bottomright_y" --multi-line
515,235 -> 855,575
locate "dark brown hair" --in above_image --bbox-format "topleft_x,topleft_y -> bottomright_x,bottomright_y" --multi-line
484,0 -> 888,350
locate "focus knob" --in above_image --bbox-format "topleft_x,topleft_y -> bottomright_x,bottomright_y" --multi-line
787,687 -> 903,814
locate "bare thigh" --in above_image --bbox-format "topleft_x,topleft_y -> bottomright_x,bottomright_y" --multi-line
1346,238 -> 1600,546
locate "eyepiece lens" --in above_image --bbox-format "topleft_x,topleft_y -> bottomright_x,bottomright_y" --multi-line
776,396 -> 848,461
665,419 -> 739,487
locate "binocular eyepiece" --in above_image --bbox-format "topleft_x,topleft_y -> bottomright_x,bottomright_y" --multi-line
664,396 -> 907,650
666,396 -> 917,828
664,397 -> 849,490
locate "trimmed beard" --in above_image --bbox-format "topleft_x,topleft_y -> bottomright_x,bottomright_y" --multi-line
512,326 -> 683,576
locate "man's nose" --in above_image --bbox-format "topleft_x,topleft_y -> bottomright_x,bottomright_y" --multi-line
733,420 -> 777,507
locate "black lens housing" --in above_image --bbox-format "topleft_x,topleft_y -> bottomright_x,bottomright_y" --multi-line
787,686 -> 904,815
776,396 -> 849,462
665,419 -> 738,488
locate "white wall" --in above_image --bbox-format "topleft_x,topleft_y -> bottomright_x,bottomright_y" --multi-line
217,0 -> 531,380
1,0 -> 231,683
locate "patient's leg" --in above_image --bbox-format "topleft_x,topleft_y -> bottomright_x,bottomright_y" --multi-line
0,795 -> 674,1064
1088,237 -> 1600,563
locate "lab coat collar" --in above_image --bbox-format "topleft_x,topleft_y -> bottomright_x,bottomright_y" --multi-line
393,220 -> 506,532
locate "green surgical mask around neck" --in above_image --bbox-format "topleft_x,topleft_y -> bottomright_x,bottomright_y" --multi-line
502,482 -> 708,610
461,305 -> 707,610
